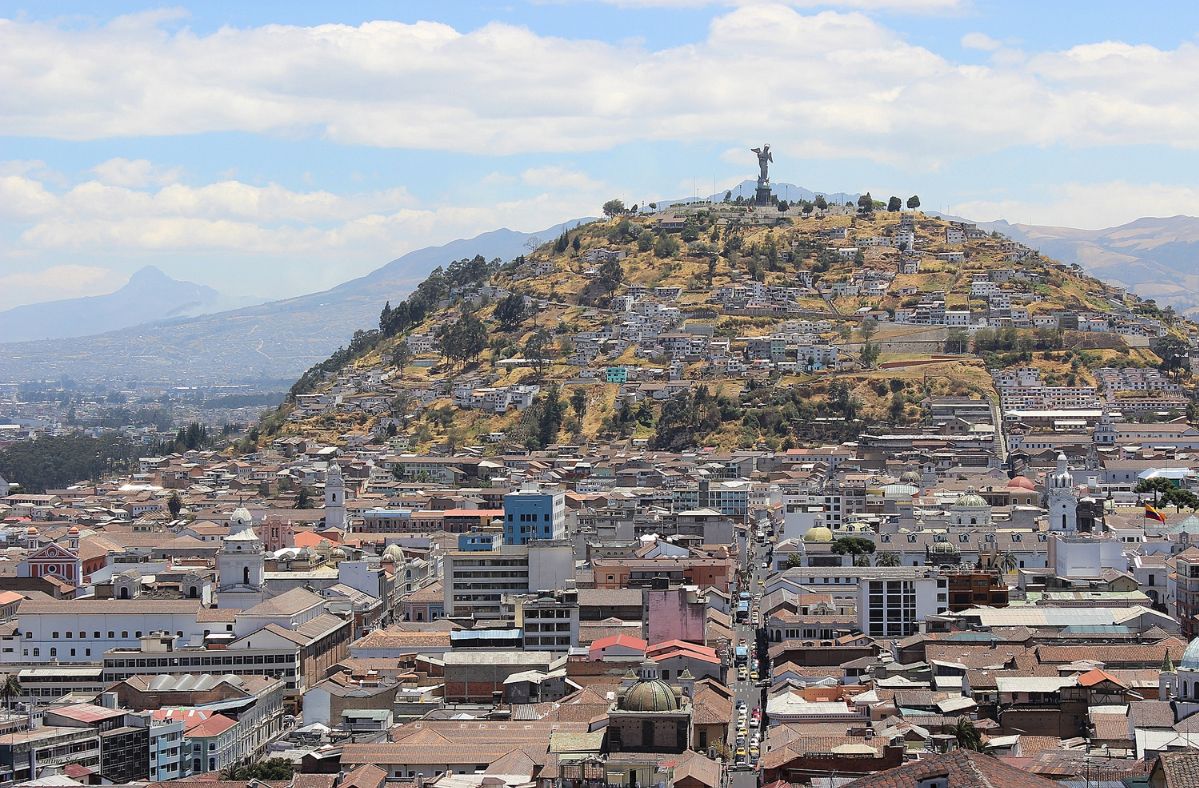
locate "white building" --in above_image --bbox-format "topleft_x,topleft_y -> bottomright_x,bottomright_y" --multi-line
217,507 -> 266,609
1045,453 -> 1079,532
324,463 -> 347,530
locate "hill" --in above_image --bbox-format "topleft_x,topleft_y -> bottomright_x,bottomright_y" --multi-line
0,222 -> 582,385
0,265 -> 237,343
974,216 -> 1199,317
262,201 -> 1192,454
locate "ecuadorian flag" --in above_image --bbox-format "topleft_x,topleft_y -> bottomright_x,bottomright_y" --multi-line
1145,504 -> 1167,523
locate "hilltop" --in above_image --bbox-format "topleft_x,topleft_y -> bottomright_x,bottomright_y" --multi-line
260,199 -> 1194,454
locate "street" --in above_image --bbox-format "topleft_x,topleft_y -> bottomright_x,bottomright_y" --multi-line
728,528 -> 769,788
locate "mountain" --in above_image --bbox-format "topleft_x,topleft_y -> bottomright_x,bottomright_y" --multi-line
666,180 -> 859,207
0,222 -> 586,385
0,266 -> 234,343
970,215 -> 1199,316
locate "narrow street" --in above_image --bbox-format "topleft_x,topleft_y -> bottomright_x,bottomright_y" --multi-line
728,527 -> 769,788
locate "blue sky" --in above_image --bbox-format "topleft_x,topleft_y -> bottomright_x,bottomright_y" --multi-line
2,0 -> 1199,310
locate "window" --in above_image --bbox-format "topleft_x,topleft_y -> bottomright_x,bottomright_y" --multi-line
52,631 -> 58,639
49,648 -> 56,657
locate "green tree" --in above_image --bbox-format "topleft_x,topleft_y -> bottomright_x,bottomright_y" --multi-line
1163,487 -> 1199,512
296,485 -> 312,509
814,194 -> 828,210
945,328 -> 969,354
831,536 -> 876,558
524,329 -> 554,379
857,192 -> 874,214
654,233 -> 680,259
167,492 -> 182,519
570,388 -> 587,419
997,551 -> 1018,574
954,718 -> 983,751
887,195 -> 902,212
906,195 -> 921,210
538,385 -> 566,448
221,759 -> 295,781
494,293 -> 528,328
0,674 -> 21,710
875,551 -> 901,567
602,199 -> 626,217
1136,477 -> 1175,505
859,317 -> 879,342
572,234 -> 582,254
598,257 -> 625,296
861,341 -> 881,368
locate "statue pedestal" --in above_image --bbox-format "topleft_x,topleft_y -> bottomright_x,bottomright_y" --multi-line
754,182 -> 772,206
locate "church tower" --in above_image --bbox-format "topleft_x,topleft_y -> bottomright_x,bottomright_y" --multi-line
1046,453 -> 1078,532
217,507 -> 265,609
324,463 -> 347,531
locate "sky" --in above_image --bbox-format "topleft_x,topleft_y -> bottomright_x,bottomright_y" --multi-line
3,0 -> 1199,311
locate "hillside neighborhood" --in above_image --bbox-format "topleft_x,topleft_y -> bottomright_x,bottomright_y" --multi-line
2,195 -> 1199,788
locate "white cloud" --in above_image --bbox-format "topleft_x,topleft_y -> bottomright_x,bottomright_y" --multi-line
521,166 -> 603,191
961,32 -> 1001,51
91,157 -> 183,188
0,161 -> 608,285
578,0 -> 962,10
0,264 -> 123,311
2,7 -> 1199,166
953,181 -> 1199,230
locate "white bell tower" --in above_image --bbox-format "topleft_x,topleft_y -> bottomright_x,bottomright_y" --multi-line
1046,453 -> 1078,532
324,463 -> 347,531
217,507 -> 265,609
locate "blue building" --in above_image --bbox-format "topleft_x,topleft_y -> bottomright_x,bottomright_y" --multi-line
458,531 -> 501,551
503,487 -> 566,545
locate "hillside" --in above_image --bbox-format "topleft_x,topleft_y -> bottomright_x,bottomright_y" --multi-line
263,201 -> 1193,454
0,223 -> 581,385
975,216 -> 1199,317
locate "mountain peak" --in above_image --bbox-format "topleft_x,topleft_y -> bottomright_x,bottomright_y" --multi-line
127,265 -> 170,284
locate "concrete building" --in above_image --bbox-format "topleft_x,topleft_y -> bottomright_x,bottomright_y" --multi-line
502,486 -> 566,545
442,540 -> 574,619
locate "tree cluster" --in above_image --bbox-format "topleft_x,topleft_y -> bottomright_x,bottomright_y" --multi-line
437,313 -> 488,366
0,432 -> 143,493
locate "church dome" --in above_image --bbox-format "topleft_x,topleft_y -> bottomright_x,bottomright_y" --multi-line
383,544 -> 405,562
67,526 -> 79,535
1007,476 -> 1037,491
1181,637 -> 1199,672
330,547 -> 347,560
25,526 -> 37,536
230,507 -> 253,529
930,541 -> 957,554
624,679 -> 679,712
955,490 -> 988,508
899,470 -> 922,484
804,526 -> 834,543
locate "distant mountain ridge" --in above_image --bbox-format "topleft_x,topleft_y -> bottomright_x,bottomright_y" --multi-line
0,266 -> 239,343
0,221 -> 585,385
667,180 -> 859,207
969,215 -> 1199,316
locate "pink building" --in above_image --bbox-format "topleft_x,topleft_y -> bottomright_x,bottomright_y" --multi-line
645,587 -> 707,645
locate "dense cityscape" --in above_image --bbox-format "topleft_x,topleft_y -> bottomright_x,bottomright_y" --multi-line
6,2 -> 1199,787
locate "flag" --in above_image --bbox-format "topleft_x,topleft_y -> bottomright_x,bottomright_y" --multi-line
1145,504 -> 1167,523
